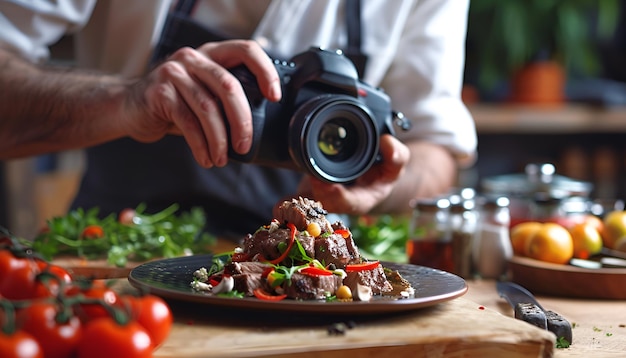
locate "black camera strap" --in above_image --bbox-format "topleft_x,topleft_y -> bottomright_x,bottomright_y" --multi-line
344,0 -> 368,78
151,0 -> 368,77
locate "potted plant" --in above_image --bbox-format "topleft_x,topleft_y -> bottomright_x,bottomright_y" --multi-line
465,0 -> 621,105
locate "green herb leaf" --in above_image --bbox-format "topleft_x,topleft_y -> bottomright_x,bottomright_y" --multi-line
28,204 -> 215,267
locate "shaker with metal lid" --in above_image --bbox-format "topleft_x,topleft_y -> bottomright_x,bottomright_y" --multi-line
472,196 -> 513,279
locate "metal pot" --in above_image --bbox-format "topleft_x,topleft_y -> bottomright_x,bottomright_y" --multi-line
481,163 -> 593,226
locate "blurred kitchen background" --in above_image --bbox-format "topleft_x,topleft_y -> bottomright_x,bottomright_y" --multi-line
2,0 -> 626,239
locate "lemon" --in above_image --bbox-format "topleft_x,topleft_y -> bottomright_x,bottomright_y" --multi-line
569,222 -> 603,259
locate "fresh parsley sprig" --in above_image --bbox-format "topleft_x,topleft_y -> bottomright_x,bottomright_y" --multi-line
30,204 -> 215,267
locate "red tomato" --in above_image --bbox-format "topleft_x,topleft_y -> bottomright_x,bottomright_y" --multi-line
118,208 -> 136,225
345,261 -> 380,272
123,295 -> 173,348
0,330 -> 43,358
16,301 -> 82,358
33,261 -> 73,297
253,288 -> 287,301
76,318 -> 152,358
0,250 -> 28,285
67,281 -> 119,323
36,261 -> 72,285
0,262 -> 41,300
81,225 -> 104,239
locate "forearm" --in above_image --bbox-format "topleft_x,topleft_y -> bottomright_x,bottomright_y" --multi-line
373,141 -> 457,215
0,48 -> 131,159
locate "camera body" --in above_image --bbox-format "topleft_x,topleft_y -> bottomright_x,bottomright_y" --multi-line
228,47 -> 403,184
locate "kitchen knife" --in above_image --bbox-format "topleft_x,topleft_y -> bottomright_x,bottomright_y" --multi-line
496,281 -> 573,344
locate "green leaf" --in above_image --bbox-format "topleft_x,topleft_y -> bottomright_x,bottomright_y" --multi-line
26,204 -> 216,267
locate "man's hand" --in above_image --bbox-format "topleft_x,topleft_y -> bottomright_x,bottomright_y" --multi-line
297,134 -> 411,215
124,40 -> 281,168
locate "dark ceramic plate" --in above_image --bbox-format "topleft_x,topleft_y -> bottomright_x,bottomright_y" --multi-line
128,254 -> 467,314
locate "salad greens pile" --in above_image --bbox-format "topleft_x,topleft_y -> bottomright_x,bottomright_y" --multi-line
29,203 -> 215,267
349,214 -> 410,263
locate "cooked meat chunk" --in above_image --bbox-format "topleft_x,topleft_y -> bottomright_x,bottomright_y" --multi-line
283,272 -> 342,300
223,261 -> 271,276
243,227 -> 314,264
314,233 -> 361,268
273,197 -> 333,233
223,261 -> 272,296
344,266 -> 393,295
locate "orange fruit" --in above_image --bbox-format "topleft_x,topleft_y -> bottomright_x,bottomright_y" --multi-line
525,222 -> 573,264
579,214 -> 604,233
569,222 -> 603,259
510,222 -> 542,256
602,210 -> 626,249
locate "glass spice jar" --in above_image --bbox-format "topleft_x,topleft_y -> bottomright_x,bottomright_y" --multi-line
406,198 -> 454,272
449,200 -> 477,278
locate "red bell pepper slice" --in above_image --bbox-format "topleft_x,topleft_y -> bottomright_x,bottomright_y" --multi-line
345,261 -> 380,272
334,229 -> 351,238
253,288 -> 287,301
300,266 -> 333,277
268,222 -> 297,265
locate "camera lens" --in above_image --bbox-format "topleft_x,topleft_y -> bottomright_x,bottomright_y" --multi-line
318,119 -> 354,159
289,95 -> 379,183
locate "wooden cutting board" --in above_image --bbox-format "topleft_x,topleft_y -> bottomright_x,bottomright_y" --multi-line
149,294 -> 555,358
52,239 -> 239,279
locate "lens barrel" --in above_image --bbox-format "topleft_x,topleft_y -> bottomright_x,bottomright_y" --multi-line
289,95 -> 379,183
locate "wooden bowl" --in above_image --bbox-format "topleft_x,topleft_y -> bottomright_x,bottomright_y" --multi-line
507,255 -> 626,299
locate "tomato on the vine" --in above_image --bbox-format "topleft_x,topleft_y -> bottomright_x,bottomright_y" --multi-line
0,330 -> 43,358
35,261 -> 72,286
0,250 -> 27,286
0,259 -> 70,300
67,281 -> 119,323
123,295 -> 173,348
16,301 -> 82,358
0,263 -> 40,300
76,317 -> 152,358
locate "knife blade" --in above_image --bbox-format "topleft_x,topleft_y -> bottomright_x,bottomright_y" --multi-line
496,281 -> 573,344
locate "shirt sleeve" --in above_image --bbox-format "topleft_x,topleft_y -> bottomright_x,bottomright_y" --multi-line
0,0 -> 96,62
379,0 -> 477,166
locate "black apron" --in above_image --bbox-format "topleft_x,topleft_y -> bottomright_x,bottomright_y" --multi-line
71,0 -> 367,240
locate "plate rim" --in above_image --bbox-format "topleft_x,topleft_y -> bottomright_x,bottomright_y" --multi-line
128,254 -> 468,314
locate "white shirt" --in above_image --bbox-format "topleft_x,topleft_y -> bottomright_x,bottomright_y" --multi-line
0,0 -> 477,163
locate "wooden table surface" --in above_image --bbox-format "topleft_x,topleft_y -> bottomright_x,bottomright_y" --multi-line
114,276 -> 625,358
464,279 -> 626,358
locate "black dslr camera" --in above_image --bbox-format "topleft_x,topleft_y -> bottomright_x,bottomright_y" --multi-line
228,47 -> 409,184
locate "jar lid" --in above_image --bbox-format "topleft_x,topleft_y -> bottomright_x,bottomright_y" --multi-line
481,163 -> 592,198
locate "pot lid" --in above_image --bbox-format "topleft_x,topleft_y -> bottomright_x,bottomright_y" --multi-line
481,163 -> 593,198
